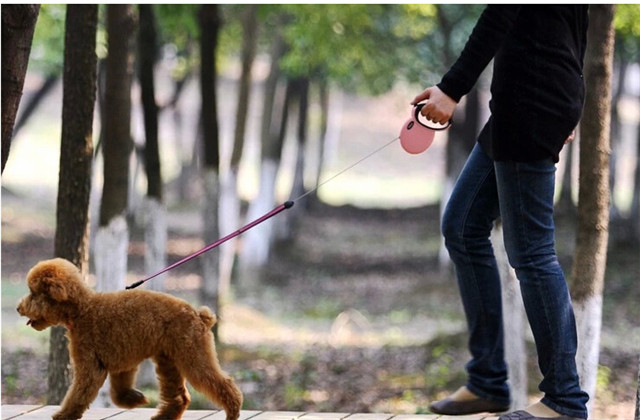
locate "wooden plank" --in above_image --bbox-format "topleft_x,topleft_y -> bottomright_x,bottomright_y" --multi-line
202,410 -> 262,420
6,406 -> 60,419
249,411 -> 305,420
344,414 -> 395,420
299,413 -> 351,420
106,408 -> 158,419
80,407 -> 127,420
1,405 -> 43,420
179,410 -> 221,420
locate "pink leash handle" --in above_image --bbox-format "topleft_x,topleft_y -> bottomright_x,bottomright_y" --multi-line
126,200 -> 294,290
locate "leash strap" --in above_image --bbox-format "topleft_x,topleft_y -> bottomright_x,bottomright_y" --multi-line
126,136 -> 400,290
126,201 -> 294,289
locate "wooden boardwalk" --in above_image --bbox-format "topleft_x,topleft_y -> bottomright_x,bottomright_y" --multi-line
1,406 -> 500,420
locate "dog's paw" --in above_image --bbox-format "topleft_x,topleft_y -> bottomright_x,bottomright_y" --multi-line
113,388 -> 149,408
53,410 -> 81,420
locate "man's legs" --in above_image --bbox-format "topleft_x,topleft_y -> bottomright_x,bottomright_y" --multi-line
441,143 -> 510,405
495,158 -> 589,419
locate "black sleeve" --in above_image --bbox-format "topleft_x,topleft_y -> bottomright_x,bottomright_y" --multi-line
437,5 -> 521,102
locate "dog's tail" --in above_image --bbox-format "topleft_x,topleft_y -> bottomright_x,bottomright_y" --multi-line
199,307 -> 217,329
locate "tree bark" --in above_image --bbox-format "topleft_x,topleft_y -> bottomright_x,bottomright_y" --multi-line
570,4 -> 615,405
199,4 -> 222,340
238,20 -> 287,288
1,4 -> 40,173
137,8 -> 165,388
277,77 -> 310,242
99,4 -> 136,227
48,4 -> 98,405
492,224 -> 528,410
220,4 -> 259,297
12,75 -> 59,139
138,4 -> 161,201
94,5 -> 136,406
137,4 -> 166,292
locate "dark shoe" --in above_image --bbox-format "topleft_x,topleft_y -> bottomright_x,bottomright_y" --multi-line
429,396 -> 510,415
498,410 -> 584,420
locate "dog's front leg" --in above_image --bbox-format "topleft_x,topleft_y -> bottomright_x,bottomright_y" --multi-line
54,356 -> 108,420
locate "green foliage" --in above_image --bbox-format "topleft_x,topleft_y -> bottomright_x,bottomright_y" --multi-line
155,4 -> 200,80
614,4 -> 640,60
278,4 -> 402,95
29,4 -> 66,76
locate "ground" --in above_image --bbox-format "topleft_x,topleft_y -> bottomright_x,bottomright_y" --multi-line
1,191 -> 638,419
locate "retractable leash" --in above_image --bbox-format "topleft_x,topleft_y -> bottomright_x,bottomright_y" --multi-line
126,103 -> 450,290
399,103 -> 452,154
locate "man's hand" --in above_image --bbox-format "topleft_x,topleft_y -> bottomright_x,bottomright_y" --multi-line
565,130 -> 576,144
411,86 -> 457,125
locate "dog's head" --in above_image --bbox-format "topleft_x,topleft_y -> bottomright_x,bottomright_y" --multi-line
17,258 -> 91,331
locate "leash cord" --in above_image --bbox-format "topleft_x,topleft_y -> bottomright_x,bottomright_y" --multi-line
127,136 -> 399,289
293,136 -> 399,202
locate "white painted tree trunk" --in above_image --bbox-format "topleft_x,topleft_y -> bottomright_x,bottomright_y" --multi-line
492,225 -> 528,411
92,214 -> 129,407
276,141 -> 305,242
201,169 -> 220,309
143,197 -> 167,292
574,294 -> 603,411
219,169 -> 240,300
94,215 -> 129,292
137,197 -> 167,387
239,159 -> 278,288
635,354 -> 639,420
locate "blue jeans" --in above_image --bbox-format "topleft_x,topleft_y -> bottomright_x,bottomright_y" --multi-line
441,143 -> 589,418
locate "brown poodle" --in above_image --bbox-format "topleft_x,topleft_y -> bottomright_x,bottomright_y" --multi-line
17,258 -> 243,420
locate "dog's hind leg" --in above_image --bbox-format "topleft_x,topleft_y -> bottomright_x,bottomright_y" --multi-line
151,354 -> 191,420
177,344 -> 243,420
110,368 -> 149,408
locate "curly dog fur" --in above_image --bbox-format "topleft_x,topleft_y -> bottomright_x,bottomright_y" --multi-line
17,258 -> 243,420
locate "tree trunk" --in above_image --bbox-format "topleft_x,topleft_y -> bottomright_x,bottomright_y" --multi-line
13,75 -> 59,138
136,6 -> 166,386
199,4 -> 222,340
630,93 -> 640,241
1,4 -> 40,173
238,21 -> 287,288
635,353 -> 639,420
95,7 -> 136,406
138,4 -> 166,291
608,59 -> 628,221
48,4 -> 98,405
220,4 -> 259,294
314,78 -> 330,196
99,4 -> 136,229
557,140 -> 576,215
240,76 -> 291,285
570,4 -> 615,406
492,224 -> 527,410
138,4 -> 161,202
277,77 -> 309,242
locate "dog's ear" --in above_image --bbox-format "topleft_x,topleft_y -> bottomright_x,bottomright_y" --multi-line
27,263 -> 70,302
44,277 -> 69,302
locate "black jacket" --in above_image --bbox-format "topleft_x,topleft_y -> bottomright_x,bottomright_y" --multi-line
437,5 -> 589,162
